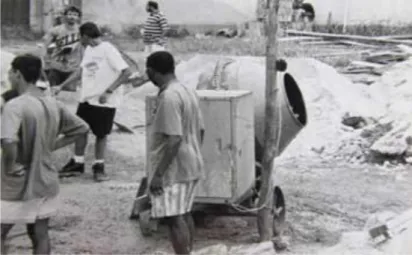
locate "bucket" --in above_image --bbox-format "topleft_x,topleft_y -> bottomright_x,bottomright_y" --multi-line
197,58 -> 307,160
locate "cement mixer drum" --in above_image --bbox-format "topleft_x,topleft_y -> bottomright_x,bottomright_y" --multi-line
197,58 -> 308,159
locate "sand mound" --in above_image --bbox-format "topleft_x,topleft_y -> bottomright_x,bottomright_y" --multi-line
367,59 -> 412,159
1,50 -> 15,91
111,54 -> 411,166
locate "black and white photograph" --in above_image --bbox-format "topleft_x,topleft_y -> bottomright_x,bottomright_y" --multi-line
1,0 -> 411,254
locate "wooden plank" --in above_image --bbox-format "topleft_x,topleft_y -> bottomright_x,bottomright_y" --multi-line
299,40 -> 337,46
286,29 -> 412,45
377,34 -> 412,40
338,40 -> 381,48
312,50 -> 370,58
350,61 -> 384,68
258,0 -> 280,242
113,121 -> 134,134
397,44 -> 412,54
369,208 -> 412,242
278,36 -> 320,42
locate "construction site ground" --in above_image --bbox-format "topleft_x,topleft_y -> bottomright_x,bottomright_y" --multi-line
2,38 -> 412,254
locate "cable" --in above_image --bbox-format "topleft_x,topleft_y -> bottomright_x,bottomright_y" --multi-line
229,71 -> 284,213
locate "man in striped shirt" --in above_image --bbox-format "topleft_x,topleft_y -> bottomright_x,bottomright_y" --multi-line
144,1 -> 169,54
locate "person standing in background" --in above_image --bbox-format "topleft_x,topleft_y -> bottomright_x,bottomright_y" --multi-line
292,0 -> 315,31
42,5 -> 83,90
143,1 -> 169,54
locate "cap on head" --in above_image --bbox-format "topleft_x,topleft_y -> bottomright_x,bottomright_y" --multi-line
79,22 -> 101,38
11,54 -> 42,84
146,51 -> 175,75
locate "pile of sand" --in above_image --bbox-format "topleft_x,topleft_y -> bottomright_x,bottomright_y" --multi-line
170,55 -> 385,165
367,59 -> 412,161
53,53 -> 410,166
1,50 -> 15,91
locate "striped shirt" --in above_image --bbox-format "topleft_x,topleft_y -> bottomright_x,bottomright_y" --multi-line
143,11 -> 169,46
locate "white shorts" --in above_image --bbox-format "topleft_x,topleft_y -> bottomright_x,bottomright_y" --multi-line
1,196 -> 59,224
144,44 -> 166,55
150,180 -> 198,218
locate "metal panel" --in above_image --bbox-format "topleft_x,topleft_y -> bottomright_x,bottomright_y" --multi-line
233,92 -> 255,200
1,0 -> 30,26
145,90 -> 255,204
196,99 -> 233,199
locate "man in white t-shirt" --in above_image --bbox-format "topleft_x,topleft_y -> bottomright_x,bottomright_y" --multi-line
55,22 -> 132,182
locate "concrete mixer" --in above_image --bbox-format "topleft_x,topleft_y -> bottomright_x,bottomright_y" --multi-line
197,57 -> 308,162
131,58 -> 307,240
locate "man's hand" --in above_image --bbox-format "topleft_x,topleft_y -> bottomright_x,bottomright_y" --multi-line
149,174 -> 163,196
98,92 -> 111,104
52,86 -> 63,96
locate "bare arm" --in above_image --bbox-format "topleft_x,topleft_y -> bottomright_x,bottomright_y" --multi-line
1,140 -> 18,176
153,135 -> 182,178
41,29 -> 57,55
105,68 -> 133,93
53,132 -> 86,151
56,68 -> 82,92
53,102 -> 90,151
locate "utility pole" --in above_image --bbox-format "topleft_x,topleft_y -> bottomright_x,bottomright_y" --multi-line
257,0 -> 281,242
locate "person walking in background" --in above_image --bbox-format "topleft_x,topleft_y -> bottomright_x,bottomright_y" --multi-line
1,54 -> 89,255
146,51 -> 205,254
292,0 -> 315,31
56,22 -> 132,182
42,5 -> 83,90
144,1 -> 169,54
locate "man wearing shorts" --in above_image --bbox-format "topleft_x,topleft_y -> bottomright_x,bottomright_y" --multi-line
146,51 -> 204,254
1,54 -> 89,254
42,5 -> 83,89
56,22 -> 132,182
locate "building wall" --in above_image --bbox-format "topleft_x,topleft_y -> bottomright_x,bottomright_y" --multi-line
1,0 -> 31,26
310,0 -> 412,25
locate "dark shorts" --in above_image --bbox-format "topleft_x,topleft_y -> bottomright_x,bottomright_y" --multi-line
76,102 -> 116,138
45,69 -> 73,88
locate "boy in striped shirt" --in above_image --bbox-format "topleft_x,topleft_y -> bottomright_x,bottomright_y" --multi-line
143,1 -> 169,54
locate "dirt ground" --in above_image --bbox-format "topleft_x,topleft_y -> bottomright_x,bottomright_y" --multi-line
2,41 -> 412,254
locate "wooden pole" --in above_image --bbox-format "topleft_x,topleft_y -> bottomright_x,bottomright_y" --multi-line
257,0 -> 280,242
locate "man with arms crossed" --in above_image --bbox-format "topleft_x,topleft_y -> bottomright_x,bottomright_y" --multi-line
146,51 -> 204,255
1,54 -> 89,254
42,5 -> 83,89
56,22 -> 132,182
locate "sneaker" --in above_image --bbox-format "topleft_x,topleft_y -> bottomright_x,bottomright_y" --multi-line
92,163 -> 110,182
59,159 -> 84,178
